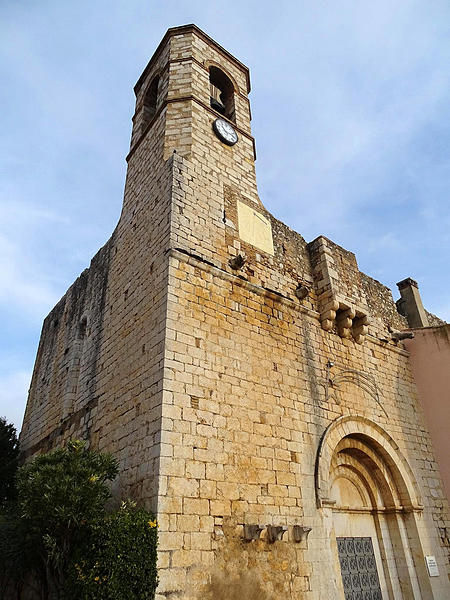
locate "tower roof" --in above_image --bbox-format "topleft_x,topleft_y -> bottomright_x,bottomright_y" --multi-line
134,24 -> 251,95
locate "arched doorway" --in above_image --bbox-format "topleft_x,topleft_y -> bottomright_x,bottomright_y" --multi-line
316,416 -> 433,599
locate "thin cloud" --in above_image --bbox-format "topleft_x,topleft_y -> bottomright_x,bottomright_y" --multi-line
0,236 -> 58,319
367,233 -> 402,254
0,369 -> 31,431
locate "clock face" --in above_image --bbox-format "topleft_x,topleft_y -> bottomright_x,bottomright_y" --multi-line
213,118 -> 238,146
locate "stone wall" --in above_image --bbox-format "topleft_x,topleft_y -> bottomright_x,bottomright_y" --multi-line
156,147 -> 450,598
21,88 -> 176,509
21,238 -> 114,456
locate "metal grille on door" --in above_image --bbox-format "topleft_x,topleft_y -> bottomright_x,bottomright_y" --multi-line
337,537 -> 382,600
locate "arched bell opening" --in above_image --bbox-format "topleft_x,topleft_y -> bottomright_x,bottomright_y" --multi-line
141,75 -> 160,132
209,66 -> 235,123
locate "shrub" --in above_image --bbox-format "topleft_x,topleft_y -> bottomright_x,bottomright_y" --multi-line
3,440 -> 158,599
0,416 -> 20,507
67,501 -> 158,600
0,508 -> 45,598
16,440 -> 118,599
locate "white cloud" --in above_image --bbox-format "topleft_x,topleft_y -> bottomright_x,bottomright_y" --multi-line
367,233 -> 402,254
0,200 -> 69,229
0,234 -> 58,320
0,369 -> 31,432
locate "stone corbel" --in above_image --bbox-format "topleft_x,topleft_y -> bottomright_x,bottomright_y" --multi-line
352,314 -> 369,344
320,298 -> 339,331
320,298 -> 370,345
241,524 -> 264,541
336,306 -> 355,339
265,525 -> 288,543
291,525 -> 312,543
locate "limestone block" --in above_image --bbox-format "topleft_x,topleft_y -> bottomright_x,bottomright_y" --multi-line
171,549 -> 201,567
184,498 -> 210,515
158,531 -> 184,551
210,500 -> 231,516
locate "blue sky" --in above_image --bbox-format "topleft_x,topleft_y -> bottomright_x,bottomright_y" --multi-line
1,1 -> 450,430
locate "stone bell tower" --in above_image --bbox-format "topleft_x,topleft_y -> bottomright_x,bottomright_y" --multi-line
124,24 -> 263,267
21,22 -> 264,504
21,24 -> 450,600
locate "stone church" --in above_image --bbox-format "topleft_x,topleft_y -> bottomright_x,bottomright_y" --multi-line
20,25 -> 450,599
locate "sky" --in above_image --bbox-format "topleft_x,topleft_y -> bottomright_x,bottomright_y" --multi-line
1,1 -> 450,431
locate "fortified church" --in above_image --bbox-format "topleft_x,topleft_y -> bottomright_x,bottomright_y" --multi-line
20,25 -> 450,599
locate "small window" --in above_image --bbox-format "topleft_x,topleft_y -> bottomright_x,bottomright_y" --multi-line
142,75 -> 160,131
209,66 -> 235,123
78,316 -> 87,340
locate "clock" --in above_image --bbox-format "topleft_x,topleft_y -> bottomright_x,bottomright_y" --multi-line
213,118 -> 238,146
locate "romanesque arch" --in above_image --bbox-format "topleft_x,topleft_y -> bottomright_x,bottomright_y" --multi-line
315,415 -> 422,510
141,74 -> 160,131
315,416 -> 432,599
206,61 -> 237,123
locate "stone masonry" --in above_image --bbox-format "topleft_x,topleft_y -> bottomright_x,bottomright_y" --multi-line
20,25 -> 450,599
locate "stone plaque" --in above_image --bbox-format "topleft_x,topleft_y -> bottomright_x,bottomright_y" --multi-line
425,555 -> 439,577
237,201 -> 274,255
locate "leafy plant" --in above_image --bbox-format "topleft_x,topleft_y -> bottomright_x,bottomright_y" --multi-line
0,507 -> 46,599
0,416 -> 20,507
2,440 -> 158,599
16,440 -> 118,599
67,501 -> 158,600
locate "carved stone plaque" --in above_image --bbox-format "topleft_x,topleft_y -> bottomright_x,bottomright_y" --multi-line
237,201 -> 274,255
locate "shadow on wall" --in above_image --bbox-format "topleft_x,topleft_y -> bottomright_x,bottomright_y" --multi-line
202,570 -> 273,600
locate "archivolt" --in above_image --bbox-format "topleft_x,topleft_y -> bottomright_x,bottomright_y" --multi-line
315,415 -> 423,510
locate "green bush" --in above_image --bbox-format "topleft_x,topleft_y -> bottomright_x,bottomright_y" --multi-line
0,508 -> 45,598
1,440 -> 158,599
0,416 -> 19,507
67,501 -> 158,600
16,440 -> 118,599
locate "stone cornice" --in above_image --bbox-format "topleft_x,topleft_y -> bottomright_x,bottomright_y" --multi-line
126,95 -> 256,163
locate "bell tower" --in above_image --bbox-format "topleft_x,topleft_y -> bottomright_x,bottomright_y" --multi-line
123,25 -> 267,267
129,24 -> 254,162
